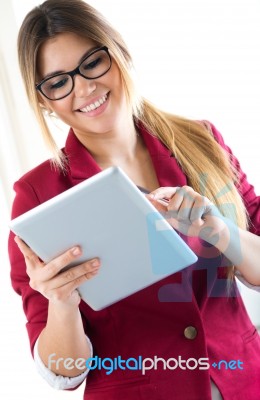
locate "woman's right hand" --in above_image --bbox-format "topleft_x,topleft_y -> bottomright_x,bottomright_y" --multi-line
14,236 -> 100,307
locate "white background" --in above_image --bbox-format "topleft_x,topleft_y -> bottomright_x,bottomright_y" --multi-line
0,0 -> 259,399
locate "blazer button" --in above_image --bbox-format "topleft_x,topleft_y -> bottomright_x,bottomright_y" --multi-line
184,326 -> 197,340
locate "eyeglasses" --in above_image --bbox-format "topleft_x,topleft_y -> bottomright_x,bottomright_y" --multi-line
36,46 -> 112,101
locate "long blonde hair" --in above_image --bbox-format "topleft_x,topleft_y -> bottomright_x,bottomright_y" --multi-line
18,0 -> 248,279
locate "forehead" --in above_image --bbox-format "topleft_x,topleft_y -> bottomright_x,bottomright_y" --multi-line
37,32 -> 97,79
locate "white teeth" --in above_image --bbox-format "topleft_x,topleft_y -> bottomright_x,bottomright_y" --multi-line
79,95 -> 107,113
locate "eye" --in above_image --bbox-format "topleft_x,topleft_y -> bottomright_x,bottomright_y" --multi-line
48,76 -> 70,90
42,75 -> 70,94
82,56 -> 103,71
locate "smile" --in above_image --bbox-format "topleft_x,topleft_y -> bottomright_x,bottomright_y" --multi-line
78,94 -> 108,113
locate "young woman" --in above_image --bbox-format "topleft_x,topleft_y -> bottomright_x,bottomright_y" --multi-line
9,0 -> 260,399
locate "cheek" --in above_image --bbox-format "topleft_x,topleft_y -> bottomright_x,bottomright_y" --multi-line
115,72 -> 124,93
111,74 -> 127,106
50,98 -> 72,115
109,63 -> 124,92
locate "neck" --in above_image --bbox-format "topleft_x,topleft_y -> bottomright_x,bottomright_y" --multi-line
73,119 -> 140,166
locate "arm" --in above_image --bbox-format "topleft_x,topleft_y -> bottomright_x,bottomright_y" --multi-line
14,237 -> 100,377
205,122 -> 260,285
148,187 -> 260,286
215,226 -> 260,286
9,178 -> 100,379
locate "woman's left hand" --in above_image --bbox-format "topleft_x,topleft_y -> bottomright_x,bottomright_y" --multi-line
148,186 -> 227,242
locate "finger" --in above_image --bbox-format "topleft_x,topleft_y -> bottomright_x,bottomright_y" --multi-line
43,258 -> 101,290
167,189 -> 185,218
30,257 -> 100,293
62,267 -> 100,290
14,236 -> 42,267
190,197 -> 213,223
148,187 -> 180,201
41,246 -> 84,280
176,195 -> 195,222
15,236 -> 35,256
49,270 -> 99,303
146,195 -> 168,213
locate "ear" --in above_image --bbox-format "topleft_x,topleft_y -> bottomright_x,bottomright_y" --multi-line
38,94 -> 53,115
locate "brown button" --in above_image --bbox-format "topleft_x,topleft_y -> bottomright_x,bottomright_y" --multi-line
184,326 -> 197,340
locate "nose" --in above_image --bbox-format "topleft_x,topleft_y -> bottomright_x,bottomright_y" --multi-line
73,74 -> 96,98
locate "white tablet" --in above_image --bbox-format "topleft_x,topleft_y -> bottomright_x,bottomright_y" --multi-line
10,166 -> 197,310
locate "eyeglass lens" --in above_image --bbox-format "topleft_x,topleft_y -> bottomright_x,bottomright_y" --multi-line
40,48 -> 111,100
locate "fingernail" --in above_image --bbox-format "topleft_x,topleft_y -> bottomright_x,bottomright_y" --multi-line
72,247 -> 81,256
91,259 -> 100,267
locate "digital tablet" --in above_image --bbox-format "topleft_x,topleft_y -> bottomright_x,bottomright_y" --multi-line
10,166 -> 197,310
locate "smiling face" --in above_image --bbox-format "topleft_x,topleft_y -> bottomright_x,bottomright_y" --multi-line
37,32 -> 130,139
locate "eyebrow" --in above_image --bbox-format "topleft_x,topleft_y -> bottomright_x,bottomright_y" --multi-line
41,46 -> 99,80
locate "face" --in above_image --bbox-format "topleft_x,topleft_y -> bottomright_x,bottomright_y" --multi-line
37,32 -> 128,139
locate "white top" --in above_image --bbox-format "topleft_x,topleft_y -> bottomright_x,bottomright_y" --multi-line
34,335 -> 92,390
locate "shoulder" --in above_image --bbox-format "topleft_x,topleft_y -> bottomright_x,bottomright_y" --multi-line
12,150 -> 72,216
200,120 -> 230,150
17,157 -> 60,185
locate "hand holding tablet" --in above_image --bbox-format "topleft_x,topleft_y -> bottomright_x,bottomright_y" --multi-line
10,167 -> 197,310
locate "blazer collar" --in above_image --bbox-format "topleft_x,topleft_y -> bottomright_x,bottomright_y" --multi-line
65,124 -> 187,188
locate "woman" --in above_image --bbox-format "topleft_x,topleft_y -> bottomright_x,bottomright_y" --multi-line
9,0 -> 260,399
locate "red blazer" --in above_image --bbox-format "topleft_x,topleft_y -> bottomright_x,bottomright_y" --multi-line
9,122 -> 260,399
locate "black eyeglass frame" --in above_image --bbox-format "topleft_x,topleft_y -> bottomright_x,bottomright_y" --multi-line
35,46 -> 112,101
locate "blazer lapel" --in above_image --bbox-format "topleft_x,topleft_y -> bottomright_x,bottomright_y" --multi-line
139,124 -> 187,188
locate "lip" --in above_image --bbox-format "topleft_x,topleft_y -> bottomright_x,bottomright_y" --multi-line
76,92 -> 109,111
75,92 -> 110,118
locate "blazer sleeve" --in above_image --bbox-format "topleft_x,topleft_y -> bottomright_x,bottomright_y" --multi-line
206,121 -> 260,236
8,179 -> 49,356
